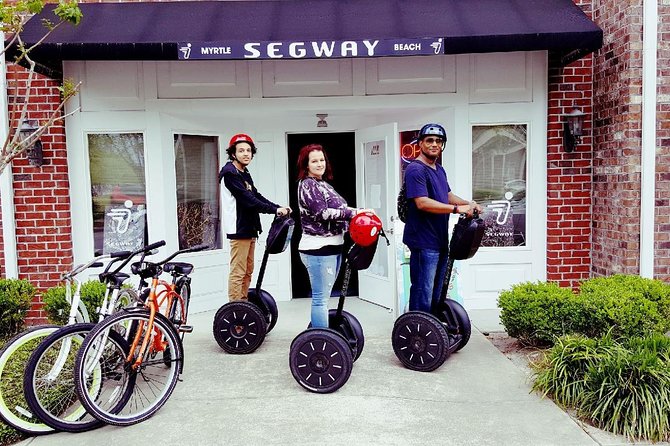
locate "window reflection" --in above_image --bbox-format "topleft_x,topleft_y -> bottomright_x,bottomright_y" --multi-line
88,133 -> 147,254
472,125 -> 527,247
174,134 -> 221,250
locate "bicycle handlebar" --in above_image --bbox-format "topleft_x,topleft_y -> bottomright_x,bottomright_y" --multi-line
63,254 -> 112,280
153,244 -> 208,266
96,240 -> 166,284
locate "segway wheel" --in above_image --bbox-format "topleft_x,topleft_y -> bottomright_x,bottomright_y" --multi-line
213,301 -> 267,354
289,328 -> 353,394
332,310 -> 365,362
308,310 -> 365,362
392,311 -> 449,372
247,288 -> 279,333
444,300 -> 472,351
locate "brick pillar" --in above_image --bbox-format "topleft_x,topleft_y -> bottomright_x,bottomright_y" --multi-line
591,1 -> 644,277
6,64 -> 74,323
545,0 -> 595,288
657,2 -> 670,281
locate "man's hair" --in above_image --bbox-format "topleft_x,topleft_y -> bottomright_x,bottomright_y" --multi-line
227,141 -> 257,161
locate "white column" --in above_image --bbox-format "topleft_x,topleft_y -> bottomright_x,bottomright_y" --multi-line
0,32 -> 18,278
640,0 -> 658,278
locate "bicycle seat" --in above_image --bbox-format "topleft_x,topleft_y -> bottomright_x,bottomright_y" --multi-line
99,272 -> 130,287
164,262 -> 194,276
131,261 -> 162,279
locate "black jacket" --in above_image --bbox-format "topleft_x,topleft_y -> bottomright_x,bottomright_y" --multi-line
219,162 -> 279,239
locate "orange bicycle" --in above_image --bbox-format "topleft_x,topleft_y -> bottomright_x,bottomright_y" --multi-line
72,243 -> 205,426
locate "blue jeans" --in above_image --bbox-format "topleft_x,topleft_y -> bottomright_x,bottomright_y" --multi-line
300,253 -> 342,328
408,248 -> 449,313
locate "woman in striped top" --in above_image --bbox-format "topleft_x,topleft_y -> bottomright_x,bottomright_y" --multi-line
296,144 -> 364,328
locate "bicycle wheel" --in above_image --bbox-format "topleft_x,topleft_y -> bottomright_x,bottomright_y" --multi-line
23,323 -> 105,433
0,325 -> 59,434
74,310 -> 183,426
116,288 -> 139,311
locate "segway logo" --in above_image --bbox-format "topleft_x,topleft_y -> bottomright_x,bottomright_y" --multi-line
178,38 -> 444,60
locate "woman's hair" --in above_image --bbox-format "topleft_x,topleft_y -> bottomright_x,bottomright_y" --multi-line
296,144 -> 334,181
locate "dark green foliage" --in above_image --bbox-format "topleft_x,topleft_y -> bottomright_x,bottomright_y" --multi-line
497,281 -> 578,346
579,275 -> 670,339
498,275 -> 670,346
42,280 -> 107,324
0,420 -> 25,445
533,333 -> 670,442
532,333 -> 616,407
592,335 -> 670,441
0,279 -> 35,340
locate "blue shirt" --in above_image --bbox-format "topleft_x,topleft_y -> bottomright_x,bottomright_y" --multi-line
402,161 -> 452,251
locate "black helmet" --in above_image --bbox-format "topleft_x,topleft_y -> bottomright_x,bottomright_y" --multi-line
417,123 -> 446,141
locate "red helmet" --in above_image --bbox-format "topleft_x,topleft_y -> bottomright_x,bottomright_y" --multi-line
228,133 -> 254,148
349,212 -> 383,247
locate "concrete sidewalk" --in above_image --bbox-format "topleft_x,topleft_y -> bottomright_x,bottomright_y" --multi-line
17,298 -> 625,446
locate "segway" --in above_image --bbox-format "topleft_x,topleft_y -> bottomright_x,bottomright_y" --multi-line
289,212 -> 386,393
392,211 -> 485,372
213,215 -> 294,354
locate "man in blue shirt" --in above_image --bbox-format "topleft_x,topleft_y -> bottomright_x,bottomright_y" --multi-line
403,123 -> 483,313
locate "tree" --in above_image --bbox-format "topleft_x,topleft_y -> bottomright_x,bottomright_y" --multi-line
0,0 -> 82,175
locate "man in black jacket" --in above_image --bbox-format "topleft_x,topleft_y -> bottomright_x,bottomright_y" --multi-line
219,133 -> 291,301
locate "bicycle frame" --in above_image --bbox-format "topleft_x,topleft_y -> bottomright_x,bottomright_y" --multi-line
122,244 -> 204,371
81,240 -> 167,378
127,278 -> 182,370
43,254 -> 113,383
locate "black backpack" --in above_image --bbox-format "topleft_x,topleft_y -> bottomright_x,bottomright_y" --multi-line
397,181 -> 408,223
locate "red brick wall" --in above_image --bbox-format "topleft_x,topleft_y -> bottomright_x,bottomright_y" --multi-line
591,1 -> 644,277
545,0 -> 595,288
657,3 -> 670,281
5,64 -> 74,323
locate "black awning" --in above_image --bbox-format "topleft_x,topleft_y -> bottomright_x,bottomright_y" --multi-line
12,0 -> 602,76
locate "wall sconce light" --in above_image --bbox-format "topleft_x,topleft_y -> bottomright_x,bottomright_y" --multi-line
316,113 -> 328,128
19,119 -> 44,167
563,107 -> 586,153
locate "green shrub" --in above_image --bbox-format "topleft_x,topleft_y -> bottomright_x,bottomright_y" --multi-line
532,333 -> 616,407
42,280 -> 108,324
579,333 -> 670,442
0,421 -> 24,445
497,281 -> 580,346
499,276 -> 670,347
579,275 -> 670,339
0,279 -> 35,340
533,332 -> 670,442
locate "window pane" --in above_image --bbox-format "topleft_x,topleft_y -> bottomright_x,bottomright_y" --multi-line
89,133 -> 147,254
472,125 -> 527,247
174,134 -> 221,250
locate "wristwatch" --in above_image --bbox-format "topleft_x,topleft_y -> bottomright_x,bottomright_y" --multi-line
453,205 -> 459,214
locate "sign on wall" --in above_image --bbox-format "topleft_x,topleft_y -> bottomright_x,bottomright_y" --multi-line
178,37 -> 443,60
103,204 -> 146,254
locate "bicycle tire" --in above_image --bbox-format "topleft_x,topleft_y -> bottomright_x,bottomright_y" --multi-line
165,281 -> 190,366
23,323 -> 105,433
74,310 -> 183,426
0,325 -> 60,435
169,281 -> 190,327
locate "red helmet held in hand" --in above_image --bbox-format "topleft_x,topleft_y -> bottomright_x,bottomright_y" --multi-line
349,212 -> 383,247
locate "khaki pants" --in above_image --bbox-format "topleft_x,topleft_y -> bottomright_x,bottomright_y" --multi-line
228,238 -> 256,301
